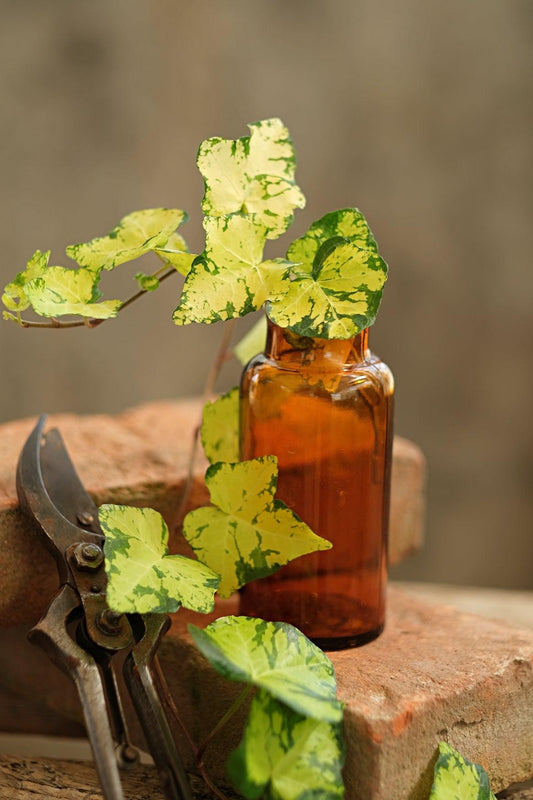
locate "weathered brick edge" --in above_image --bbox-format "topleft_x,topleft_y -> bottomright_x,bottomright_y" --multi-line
0,400 -> 425,626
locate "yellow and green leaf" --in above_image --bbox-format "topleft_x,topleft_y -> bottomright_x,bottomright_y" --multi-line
2,250 -> 50,312
189,616 -> 343,723
173,215 -> 291,325
99,504 -> 219,614
66,208 -> 188,271
197,118 -> 305,238
201,387 -> 240,464
266,224 -> 388,338
287,208 -> 378,270
430,743 -> 496,800
228,690 -> 344,800
182,456 -> 331,597
24,267 -> 121,319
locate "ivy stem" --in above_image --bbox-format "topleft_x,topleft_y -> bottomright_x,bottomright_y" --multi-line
152,655 -> 198,758
13,265 -> 177,329
196,685 -> 253,766
196,764 -> 231,800
154,650 -> 242,800
175,318 -> 236,528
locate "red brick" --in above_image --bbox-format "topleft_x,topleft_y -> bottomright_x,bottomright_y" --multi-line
0,402 -> 425,627
162,587 -> 533,798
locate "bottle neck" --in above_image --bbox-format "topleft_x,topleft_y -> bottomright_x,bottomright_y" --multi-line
265,318 -> 369,369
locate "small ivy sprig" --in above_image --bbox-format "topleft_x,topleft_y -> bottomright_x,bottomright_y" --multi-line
4,118 -> 391,800
3,118 -> 388,340
4,119 -> 502,800
2,208 -> 194,327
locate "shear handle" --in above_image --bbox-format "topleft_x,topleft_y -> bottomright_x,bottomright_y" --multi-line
28,585 -> 126,800
124,614 -> 193,800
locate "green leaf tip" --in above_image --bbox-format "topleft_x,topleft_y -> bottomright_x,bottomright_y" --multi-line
201,387 -> 240,464
228,690 -> 345,800
182,457 -> 331,597
135,272 -> 160,292
198,117 -> 305,239
66,208 -> 189,271
189,616 -> 343,723
99,503 -> 219,615
430,742 -> 497,800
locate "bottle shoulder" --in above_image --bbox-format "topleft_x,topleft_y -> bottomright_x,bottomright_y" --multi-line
241,350 -> 394,399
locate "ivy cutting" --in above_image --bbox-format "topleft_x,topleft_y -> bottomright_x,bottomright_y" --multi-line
3,119 -> 490,800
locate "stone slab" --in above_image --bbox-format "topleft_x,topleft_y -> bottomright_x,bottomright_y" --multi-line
0,588 -> 531,799
0,401 -> 425,627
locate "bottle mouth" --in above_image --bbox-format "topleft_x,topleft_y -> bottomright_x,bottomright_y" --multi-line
266,319 -> 369,366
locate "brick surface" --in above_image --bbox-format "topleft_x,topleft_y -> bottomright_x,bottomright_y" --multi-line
162,589 -> 533,798
333,589 -> 533,800
164,589 -> 533,799
0,402 -> 425,627
0,589 -> 531,799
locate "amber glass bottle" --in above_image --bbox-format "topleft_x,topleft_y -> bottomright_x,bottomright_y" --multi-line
239,318 -> 394,649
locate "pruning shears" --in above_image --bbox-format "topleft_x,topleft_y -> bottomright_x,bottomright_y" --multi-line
16,414 -> 193,800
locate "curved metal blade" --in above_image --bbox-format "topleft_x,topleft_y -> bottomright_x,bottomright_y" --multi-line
16,415 -> 102,578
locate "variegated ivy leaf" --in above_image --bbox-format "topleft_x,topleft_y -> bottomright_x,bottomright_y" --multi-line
242,175 -> 306,239
287,209 -> 378,272
228,690 -> 344,800
429,743 -> 496,800
154,231 -> 196,277
201,387 -> 240,464
234,314 -> 267,366
183,457 -> 331,597
99,504 -> 219,614
2,250 -> 50,312
267,233 -> 388,339
198,118 -> 305,238
189,616 -> 343,723
173,215 -> 291,325
24,267 -> 121,319
66,208 -> 187,271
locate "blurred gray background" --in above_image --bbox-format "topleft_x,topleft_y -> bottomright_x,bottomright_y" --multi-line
1,0 -> 531,590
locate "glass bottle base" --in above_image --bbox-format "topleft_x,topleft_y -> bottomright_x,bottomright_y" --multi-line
312,623 -> 384,651
239,582 -> 385,650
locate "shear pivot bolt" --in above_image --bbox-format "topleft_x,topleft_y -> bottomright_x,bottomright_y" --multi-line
97,609 -> 124,635
73,543 -> 104,570
82,543 -> 102,562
